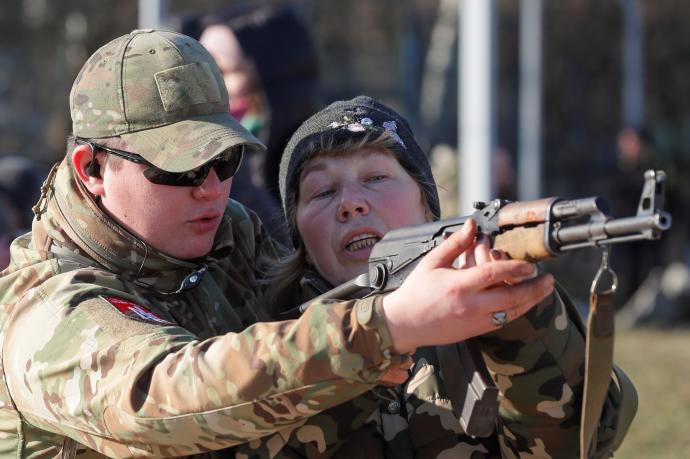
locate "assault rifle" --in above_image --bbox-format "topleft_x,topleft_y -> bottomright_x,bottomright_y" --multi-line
294,170 -> 670,439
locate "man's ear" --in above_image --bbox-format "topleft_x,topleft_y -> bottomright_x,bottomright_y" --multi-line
71,144 -> 106,197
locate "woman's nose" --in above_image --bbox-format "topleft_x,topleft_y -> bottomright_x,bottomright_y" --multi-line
337,186 -> 369,222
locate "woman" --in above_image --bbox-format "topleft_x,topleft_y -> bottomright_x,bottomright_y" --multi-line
245,96 -> 627,458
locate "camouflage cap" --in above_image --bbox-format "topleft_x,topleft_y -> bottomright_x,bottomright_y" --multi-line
70,29 -> 264,172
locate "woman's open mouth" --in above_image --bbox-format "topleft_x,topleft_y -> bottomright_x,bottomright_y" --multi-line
345,233 -> 381,252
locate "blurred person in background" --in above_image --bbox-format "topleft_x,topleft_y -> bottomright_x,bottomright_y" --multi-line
182,3 -> 321,245
493,146 -> 517,202
609,126 -> 667,308
0,155 -> 45,272
199,20 -> 287,243
0,204 -> 12,271
611,126 -> 690,326
0,155 -> 45,271
0,155 -> 45,234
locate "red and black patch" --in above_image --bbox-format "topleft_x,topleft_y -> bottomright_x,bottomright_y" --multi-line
102,296 -> 174,325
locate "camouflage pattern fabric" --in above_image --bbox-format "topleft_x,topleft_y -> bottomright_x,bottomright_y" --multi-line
0,159 -> 411,458
240,273 -> 624,458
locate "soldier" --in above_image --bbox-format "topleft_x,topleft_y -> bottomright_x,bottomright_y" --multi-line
0,31 -> 551,457
258,96 -> 632,458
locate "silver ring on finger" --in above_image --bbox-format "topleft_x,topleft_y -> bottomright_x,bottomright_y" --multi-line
491,310 -> 509,327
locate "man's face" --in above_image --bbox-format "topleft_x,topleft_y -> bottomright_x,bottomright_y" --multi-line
296,148 -> 429,286
99,157 -> 232,260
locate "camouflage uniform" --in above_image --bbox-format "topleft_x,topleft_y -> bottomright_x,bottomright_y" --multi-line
232,272 -> 623,458
0,159 -> 412,458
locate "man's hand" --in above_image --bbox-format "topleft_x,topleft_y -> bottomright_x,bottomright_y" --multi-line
382,219 -> 554,354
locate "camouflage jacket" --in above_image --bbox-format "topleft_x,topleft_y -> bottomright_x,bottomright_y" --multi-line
0,159 -> 411,458
240,271 -> 625,459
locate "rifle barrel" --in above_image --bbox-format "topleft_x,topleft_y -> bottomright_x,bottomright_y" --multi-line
552,212 -> 671,250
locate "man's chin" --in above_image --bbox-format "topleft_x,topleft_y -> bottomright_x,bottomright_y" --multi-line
166,238 -> 214,261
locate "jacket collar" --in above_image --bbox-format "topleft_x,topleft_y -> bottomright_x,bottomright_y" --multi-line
299,269 -> 333,297
36,158 -> 233,294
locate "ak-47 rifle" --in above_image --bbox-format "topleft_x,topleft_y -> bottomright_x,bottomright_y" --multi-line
294,170 -> 670,446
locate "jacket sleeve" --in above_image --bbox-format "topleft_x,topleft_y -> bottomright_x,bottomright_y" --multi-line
3,287 -> 408,457
475,289 -> 609,458
226,197 -> 289,269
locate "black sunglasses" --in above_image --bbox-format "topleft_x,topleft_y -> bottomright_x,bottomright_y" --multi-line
75,138 -> 244,187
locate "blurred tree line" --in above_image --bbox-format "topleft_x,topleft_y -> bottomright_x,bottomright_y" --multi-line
1,0 -> 688,301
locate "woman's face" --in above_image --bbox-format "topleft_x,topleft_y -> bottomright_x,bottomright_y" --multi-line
296,148 -> 429,285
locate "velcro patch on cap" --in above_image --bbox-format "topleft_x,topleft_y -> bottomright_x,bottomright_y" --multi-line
103,296 -> 174,325
155,62 -> 222,112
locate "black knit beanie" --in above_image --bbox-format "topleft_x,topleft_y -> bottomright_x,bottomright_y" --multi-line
279,95 -> 440,246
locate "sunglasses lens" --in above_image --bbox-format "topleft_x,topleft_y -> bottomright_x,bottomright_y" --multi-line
142,146 -> 244,187
143,168 -> 203,186
214,147 -> 244,181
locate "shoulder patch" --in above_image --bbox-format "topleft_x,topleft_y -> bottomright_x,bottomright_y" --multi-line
102,296 -> 174,325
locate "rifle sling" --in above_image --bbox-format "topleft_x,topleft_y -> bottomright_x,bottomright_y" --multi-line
60,437 -> 79,458
579,287 -> 615,459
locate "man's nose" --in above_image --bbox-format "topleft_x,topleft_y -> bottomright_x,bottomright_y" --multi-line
337,186 -> 369,222
193,169 -> 227,200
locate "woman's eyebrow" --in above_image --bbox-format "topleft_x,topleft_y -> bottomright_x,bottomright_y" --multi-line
300,161 -> 329,180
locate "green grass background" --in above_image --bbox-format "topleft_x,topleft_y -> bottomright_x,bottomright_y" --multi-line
613,328 -> 690,458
